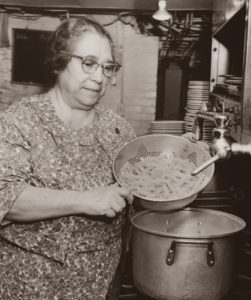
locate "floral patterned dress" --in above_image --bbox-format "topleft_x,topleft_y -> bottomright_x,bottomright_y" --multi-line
0,91 -> 136,300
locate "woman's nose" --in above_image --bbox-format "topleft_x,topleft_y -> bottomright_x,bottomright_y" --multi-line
90,64 -> 104,83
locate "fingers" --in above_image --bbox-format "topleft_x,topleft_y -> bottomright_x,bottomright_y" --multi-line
197,141 -> 210,151
104,189 -> 134,218
104,198 -> 124,218
125,192 -> 134,205
92,184 -> 134,218
111,198 -> 125,212
105,208 -> 116,218
182,132 -> 210,151
112,184 -> 134,204
182,132 -> 193,140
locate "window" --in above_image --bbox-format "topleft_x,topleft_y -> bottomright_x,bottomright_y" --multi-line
12,28 -> 53,86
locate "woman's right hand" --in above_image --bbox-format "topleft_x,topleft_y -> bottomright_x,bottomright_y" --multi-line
78,183 -> 133,218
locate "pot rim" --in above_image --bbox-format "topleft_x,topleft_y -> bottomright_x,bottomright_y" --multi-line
130,208 -> 246,239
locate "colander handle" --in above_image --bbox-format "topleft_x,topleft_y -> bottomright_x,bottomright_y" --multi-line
191,154 -> 220,176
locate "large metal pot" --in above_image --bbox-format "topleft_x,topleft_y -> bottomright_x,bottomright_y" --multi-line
131,208 -> 246,300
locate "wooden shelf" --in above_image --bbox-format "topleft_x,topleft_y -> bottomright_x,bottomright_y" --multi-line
211,93 -> 241,107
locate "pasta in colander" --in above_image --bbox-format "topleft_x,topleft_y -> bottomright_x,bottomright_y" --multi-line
118,155 -> 208,200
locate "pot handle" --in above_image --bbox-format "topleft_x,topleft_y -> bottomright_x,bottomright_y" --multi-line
166,240 -> 214,267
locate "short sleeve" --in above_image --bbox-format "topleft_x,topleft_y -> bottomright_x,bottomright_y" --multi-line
0,116 -> 32,224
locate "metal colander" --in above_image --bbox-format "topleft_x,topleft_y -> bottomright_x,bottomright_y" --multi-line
113,134 -> 214,211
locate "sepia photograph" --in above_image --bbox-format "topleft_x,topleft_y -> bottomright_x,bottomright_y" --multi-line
0,1 -> 250,299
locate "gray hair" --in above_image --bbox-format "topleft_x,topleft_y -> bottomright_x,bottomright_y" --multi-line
46,17 -> 114,86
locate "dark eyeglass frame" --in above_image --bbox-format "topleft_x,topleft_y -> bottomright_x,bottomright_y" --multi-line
69,54 -> 121,78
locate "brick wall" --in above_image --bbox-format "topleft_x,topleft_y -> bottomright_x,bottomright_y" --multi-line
0,14 -> 159,136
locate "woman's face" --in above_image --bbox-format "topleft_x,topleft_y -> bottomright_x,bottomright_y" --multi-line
56,32 -> 113,110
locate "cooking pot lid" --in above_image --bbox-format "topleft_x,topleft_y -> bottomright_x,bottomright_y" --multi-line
131,208 -> 246,238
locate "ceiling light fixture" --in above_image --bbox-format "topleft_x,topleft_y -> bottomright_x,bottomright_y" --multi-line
153,0 -> 172,21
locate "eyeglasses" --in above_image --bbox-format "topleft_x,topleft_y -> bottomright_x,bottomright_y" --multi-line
69,54 -> 121,78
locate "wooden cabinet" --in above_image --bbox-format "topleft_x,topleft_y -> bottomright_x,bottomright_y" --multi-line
225,0 -> 246,20
212,0 -> 246,34
211,0 -> 251,143
241,1 -> 251,143
212,0 -> 227,33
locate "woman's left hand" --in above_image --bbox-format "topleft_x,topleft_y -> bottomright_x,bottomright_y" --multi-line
182,132 -> 210,151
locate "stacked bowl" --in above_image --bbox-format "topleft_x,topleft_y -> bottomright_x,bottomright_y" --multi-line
184,80 -> 214,141
150,120 -> 185,136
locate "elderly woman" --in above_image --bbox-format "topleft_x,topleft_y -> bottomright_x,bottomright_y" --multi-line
0,17 -> 135,300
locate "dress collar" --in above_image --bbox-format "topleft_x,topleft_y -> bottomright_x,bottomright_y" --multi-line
34,90 -> 100,146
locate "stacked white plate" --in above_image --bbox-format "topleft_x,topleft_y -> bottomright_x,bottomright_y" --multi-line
184,81 -> 214,141
150,120 -> 185,136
